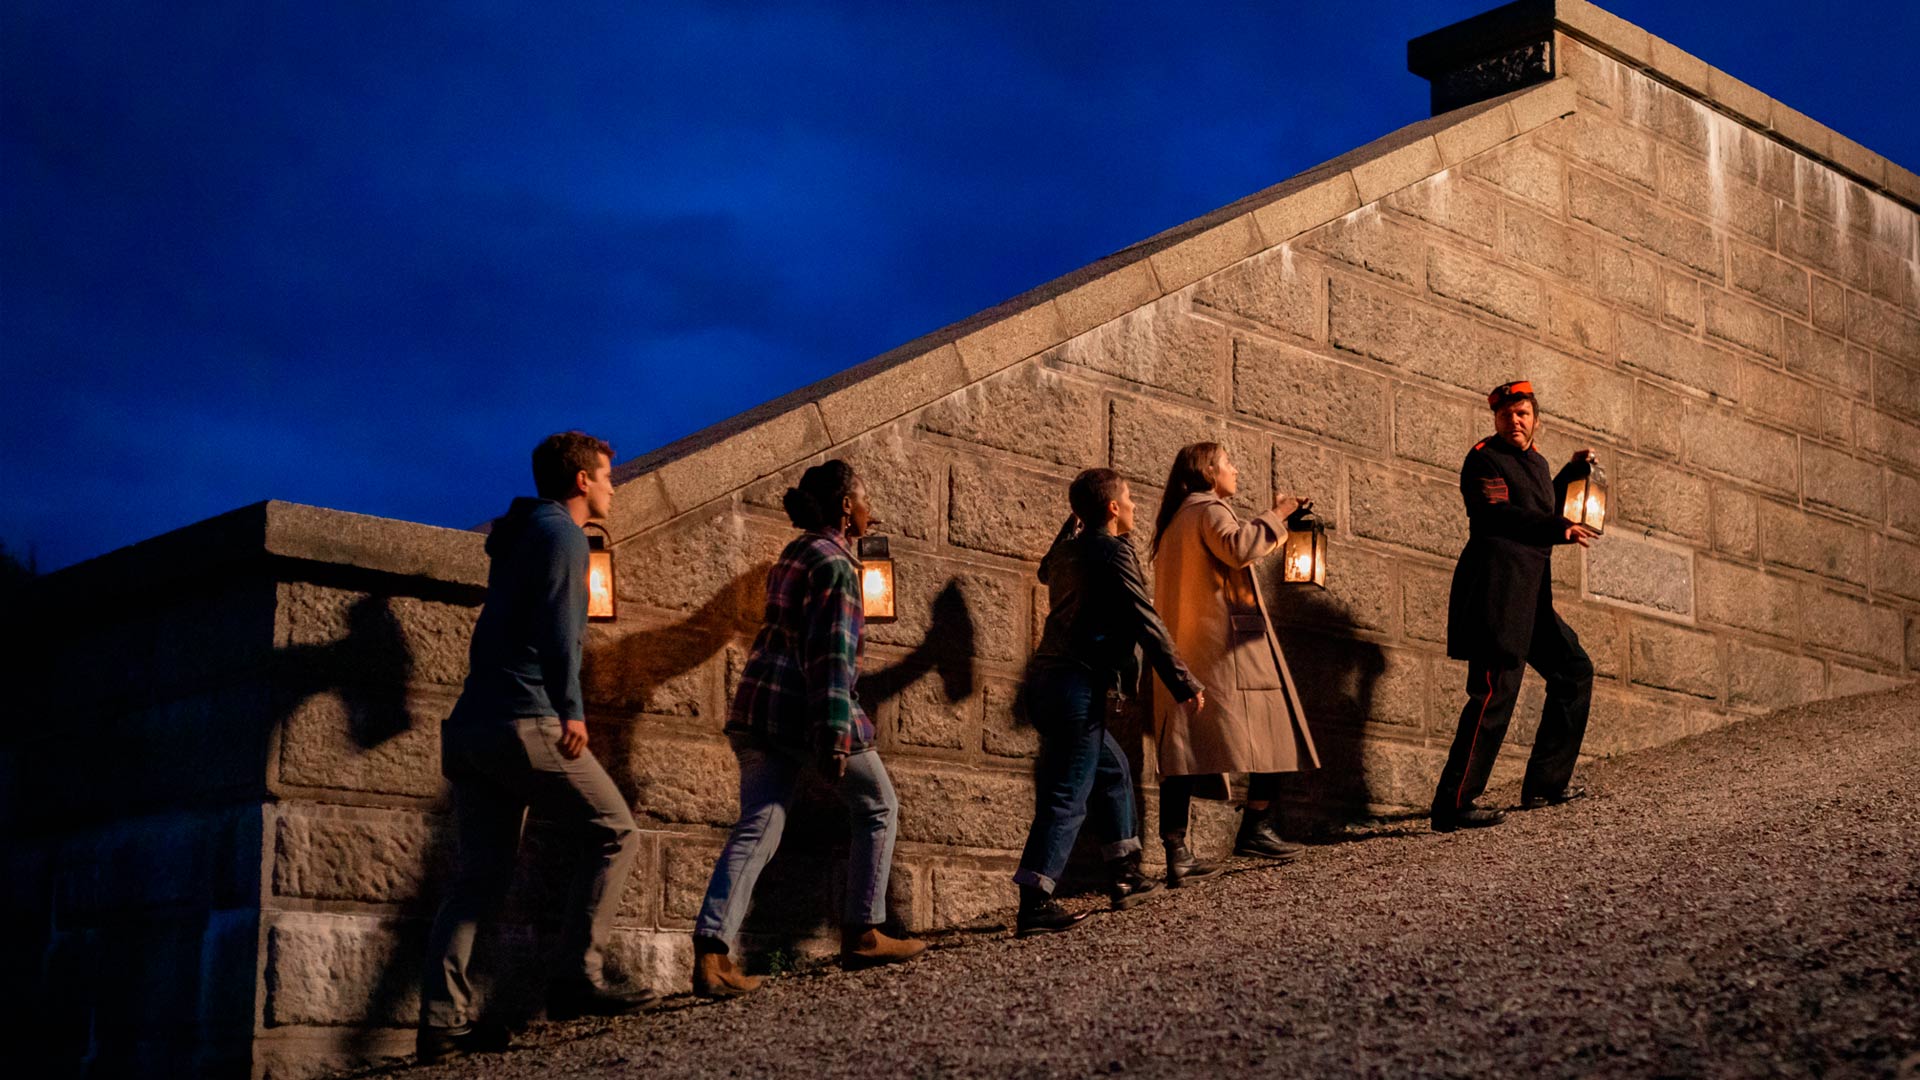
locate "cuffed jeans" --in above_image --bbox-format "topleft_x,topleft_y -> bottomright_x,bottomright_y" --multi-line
1013,663 -> 1142,895
694,734 -> 899,948
421,717 -> 641,1029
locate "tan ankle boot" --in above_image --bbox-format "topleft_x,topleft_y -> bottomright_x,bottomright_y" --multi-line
692,951 -> 764,998
840,926 -> 927,969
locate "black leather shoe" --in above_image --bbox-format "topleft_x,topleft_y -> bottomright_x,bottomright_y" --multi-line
1107,854 -> 1163,911
1017,897 -> 1092,937
1430,806 -> 1507,833
1520,785 -> 1587,810
1163,841 -> 1222,888
1233,817 -> 1305,861
416,1020 -> 511,1063
547,979 -> 659,1021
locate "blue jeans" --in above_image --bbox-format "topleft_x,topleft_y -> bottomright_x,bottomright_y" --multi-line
1013,663 -> 1142,894
694,735 -> 899,947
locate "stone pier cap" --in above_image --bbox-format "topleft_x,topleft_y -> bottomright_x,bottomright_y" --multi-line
1409,0 -> 1919,209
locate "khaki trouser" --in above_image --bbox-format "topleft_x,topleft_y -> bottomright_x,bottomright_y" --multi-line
420,717 -> 640,1029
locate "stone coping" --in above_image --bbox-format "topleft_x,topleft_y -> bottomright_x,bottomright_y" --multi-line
607,77 -> 1578,539
27,500 -> 488,607
1408,0 -> 1920,210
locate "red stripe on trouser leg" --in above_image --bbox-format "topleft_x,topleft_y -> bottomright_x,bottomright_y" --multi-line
1456,669 -> 1495,811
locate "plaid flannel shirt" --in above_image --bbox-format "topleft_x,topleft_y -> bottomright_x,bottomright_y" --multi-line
726,529 -> 873,756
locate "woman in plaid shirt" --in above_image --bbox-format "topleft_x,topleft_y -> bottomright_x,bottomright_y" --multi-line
691,460 -> 925,997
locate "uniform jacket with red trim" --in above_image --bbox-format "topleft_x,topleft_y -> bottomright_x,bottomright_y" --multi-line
1445,434 -> 1581,665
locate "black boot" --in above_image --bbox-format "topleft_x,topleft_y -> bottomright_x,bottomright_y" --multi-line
547,977 -> 659,1021
1519,784 -> 1587,810
1016,884 -> 1090,937
1233,807 -> 1305,861
1431,803 -> 1507,833
1162,837 -> 1221,888
1106,850 -> 1162,911
416,1020 -> 511,1063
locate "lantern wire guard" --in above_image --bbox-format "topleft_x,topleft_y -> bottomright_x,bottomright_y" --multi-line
1560,458 -> 1608,535
1282,507 -> 1327,588
584,523 -> 617,621
856,534 -> 897,624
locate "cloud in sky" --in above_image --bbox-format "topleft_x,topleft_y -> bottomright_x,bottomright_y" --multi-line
4,0 -> 1914,569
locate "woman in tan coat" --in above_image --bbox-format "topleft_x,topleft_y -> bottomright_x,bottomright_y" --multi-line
1149,441 -> 1320,882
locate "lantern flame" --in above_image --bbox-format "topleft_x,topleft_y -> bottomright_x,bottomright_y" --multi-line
587,551 -> 615,619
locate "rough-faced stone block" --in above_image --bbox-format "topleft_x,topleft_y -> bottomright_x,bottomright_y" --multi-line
981,679 -> 1038,759
1628,620 -> 1720,698
1219,425 -> 1278,522
1658,147 -> 1775,244
1267,540 -> 1393,635
1540,113 -> 1655,190
1617,314 -> 1740,401
277,690 -> 447,799
265,914 -> 421,1026
892,672 -> 977,753
1847,292 -> 1920,364
1253,173 -> 1364,245
605,929 -> 695,997
1633,380 -> 1685,460
1352,137 -> 1442,204
1557,37 -> 1617,106
1584,533 -> 1692,616
1271,435 -> 1344,516
1328,277 -> 1521,393
657,407 -> 833,516
1385,173 -> 1497,247
1297,208 -> 1422,286
1740,362 -> 1845,443
1866,246 -> 1918,313
1828,664 -> 1908,698
1402,566 -> 1451,645
1778,211 -> 1869,292
816,345 -> 970,445
1711,485 -> 1759,559
1556,600 -> 1622,680
745,427 -> 944,542
583,621 -> 722,721
1394,385 -> 1479,471
865,556 -> 1027,663
273,809 -> 445,905
948,458 -> 1070,563
615,509 -> 785,618
1683,407 -> 1797,495
1618,73 -> 1708,151
1875,356 -> 1920,423
1810,277 -> 1847,335
1061,297 -> 1229,404
1782,320 -> 1866,396
1660,271 -> 1702,330
1232,337 -> 1388,450
1348,462 -> 1467,560
1427,244 -> 1541,327
1891,470 -> 1920,536
1576,686 -> 1690,757
1523,343 -> 1633,439
1855,405 -> 1920,473
1569,170 -> 1721,280
277,584 -> 478,689
1616,456 -> 1710,541
1546,289 -> 1614,357
618,733 -> 739,828
1054,261 -> 1164,338
1434,101 -> 1517,167
921,363 -> 1104,469
1694,557 -> 1797,639
1799,442 -> 1881,521
1727,243 -> 1807,318
1597,243 -> 1660,315
1757,501 -> 1867,585
1501,202 -> 1593,285
1801,587 -> 1903,665
659,837 -> 725,925
1704,291 -> 1782,362
1191,245 -> 1322,343
1726,641 -> 1825,712
1149,215 -> 1263,294
931,865 -> 1014,929
1473,141 -> 1567,212
954,299 -> 1070,380
891,763 -> 1031,850
1107,395 -> 1218,488
1871,535 -> 1920,605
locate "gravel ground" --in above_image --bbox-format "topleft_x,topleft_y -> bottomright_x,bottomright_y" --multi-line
398,685 -> 1920,1079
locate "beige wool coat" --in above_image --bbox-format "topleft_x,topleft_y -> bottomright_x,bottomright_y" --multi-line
1149,492 -> 1320,778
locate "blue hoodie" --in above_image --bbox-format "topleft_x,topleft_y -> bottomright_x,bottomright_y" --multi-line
448,497 -> 589,726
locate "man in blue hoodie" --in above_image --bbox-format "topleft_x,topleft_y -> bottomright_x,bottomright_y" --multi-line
418,431 -> 652,1062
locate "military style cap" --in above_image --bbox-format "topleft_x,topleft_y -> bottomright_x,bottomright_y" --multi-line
1487,380 -> 1536,410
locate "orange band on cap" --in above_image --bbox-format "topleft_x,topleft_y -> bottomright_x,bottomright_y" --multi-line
1488,380 -> 1535,408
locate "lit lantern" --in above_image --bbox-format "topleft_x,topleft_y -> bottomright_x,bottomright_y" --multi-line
1282,507 -> 1327,588
1561,457 -> 1608,535
585,524 -> 617,621
857,534 -> 896,624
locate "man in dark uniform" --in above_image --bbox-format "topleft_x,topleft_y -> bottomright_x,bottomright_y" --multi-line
1433,381 -> 1599,832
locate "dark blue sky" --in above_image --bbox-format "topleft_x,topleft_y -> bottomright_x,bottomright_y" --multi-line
5,1 -> 1915,571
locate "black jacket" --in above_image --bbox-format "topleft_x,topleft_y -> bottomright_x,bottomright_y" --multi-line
1034,519 -> 1201,702
1445,436 -> 1580,665
449,498 -> 589,725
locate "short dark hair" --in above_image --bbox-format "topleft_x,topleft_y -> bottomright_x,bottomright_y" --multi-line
532,431 -> 613,500
1068,468 -> 1127,527
783,459 -> 860,531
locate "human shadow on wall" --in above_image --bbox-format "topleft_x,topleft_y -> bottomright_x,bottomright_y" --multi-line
1266,580 -> 1390,837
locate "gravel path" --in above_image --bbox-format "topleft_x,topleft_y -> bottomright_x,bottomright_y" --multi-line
401,685 -> 1920,1079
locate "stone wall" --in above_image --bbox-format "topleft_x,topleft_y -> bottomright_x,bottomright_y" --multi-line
7,5 -> 1917,1078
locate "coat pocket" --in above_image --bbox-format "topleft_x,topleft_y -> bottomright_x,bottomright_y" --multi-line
1228,612 -> 1282,690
